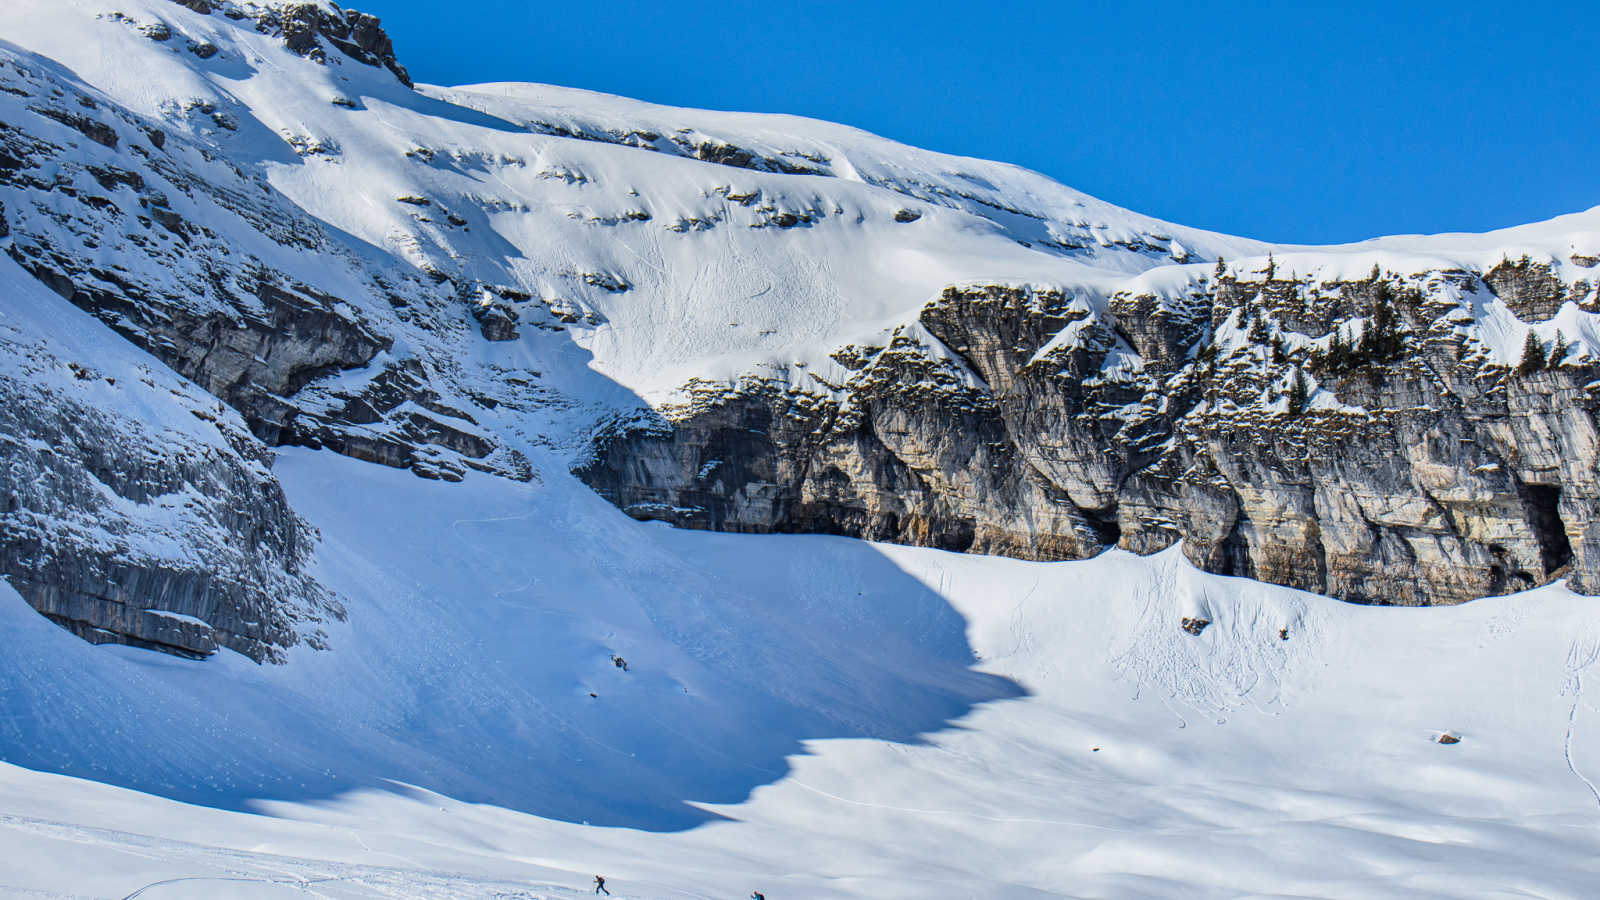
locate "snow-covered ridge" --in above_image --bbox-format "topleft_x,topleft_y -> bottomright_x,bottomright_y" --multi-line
4,0 -> 1600,630
3,0 -> 1596,408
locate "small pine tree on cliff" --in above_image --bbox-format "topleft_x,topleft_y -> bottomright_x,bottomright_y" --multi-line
1547,331 -> 1568,370
1286,368 -> 1310,417
1516,329 -> 1547,375
1249,310 -> 1271,344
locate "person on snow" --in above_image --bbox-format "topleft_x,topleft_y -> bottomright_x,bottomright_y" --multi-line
612,655 -> 628,671
594,875 -> 609,895
751,892 -> 764,900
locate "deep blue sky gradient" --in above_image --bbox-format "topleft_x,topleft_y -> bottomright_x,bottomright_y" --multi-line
360,0 -> 1599,245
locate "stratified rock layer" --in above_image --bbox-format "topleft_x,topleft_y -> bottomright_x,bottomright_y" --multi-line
0,271 -> 342,662
578,268 -> 1600,607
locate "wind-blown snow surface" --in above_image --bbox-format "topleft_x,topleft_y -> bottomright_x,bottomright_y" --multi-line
4,448 -> 1600,899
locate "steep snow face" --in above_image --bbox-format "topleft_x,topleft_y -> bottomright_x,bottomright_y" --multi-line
0,0 -> 1272,407
3,0 -> 1599,415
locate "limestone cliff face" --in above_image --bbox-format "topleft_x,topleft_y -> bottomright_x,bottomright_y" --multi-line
578,266 -> 1600,607
0,9 -> 504,659
0,267 -> 342,662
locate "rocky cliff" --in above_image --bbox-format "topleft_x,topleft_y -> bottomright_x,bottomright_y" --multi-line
0,1 -> 516,658
577,259 -> 1600,606
0,254 -> 341,662
3,0 -> 1597,671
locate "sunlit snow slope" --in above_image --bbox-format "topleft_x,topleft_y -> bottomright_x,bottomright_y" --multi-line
4,1 -> 1600,897
3,258 -> 1600,897
5,445 -> 1600,898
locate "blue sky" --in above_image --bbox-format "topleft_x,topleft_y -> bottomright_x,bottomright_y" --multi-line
362,1 -> 1598,245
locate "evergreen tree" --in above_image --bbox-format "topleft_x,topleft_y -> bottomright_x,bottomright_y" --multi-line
1516,329 -> 1547,375
1287,368 -> 1310,417
1265,253 -> 1277,281
1214,257 -> 1227,279
1355,317 -> 1375,362
1249,310 -> 1270,344
1325,329 -> 1348,373
1548,331 -> 1568,370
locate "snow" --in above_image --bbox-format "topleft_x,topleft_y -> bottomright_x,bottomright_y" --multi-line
4,434 -> 1600,897
4,2 -> 1600,896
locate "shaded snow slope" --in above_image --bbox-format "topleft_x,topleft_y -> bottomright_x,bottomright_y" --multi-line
5,3 -> 1600,896
4,462 -> 1600,896
0,448 -> 1018,831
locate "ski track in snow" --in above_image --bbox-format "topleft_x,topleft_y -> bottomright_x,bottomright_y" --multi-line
1561,624 -> 1600,811
1,814 -> 592,900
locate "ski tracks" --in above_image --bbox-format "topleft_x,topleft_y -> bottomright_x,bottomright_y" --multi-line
1107,554 -> 1330,724
1559,624 -> 1600,810
0,813 -> 632,900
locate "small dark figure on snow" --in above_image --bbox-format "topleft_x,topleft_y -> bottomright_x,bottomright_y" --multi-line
612,655 -> 628,671
751,892 -> 764,900
594,875 -> 609,895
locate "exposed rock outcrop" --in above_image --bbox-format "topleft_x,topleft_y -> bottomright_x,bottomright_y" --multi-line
0,47 -> 509,480
0,31 -> 509,657
0,266 -> 342,662
197,0 -> 413,87
578,268 -> 1600,607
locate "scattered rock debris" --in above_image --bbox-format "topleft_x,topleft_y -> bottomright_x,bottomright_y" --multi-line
1180,617 -> 1211,636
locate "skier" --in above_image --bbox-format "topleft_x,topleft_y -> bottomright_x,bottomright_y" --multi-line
612,655 -> 628,671
751,892 -> 764,900
594,875 -> 609,895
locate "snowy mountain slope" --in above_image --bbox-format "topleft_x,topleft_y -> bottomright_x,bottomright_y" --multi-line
0,0 -> 1262,402
1,0 -> 1598,627
3,2 -> 1600,894
4,455 -> 1600,897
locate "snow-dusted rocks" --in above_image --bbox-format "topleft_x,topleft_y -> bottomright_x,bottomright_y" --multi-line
0,254 -> 338,661
3,0 -> 1600,670
580,257 -> 1600,606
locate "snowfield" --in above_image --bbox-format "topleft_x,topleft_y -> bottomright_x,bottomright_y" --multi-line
5,265 -> 1598,897
3,0 -> 1600,896
4,444 -> 1600,898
